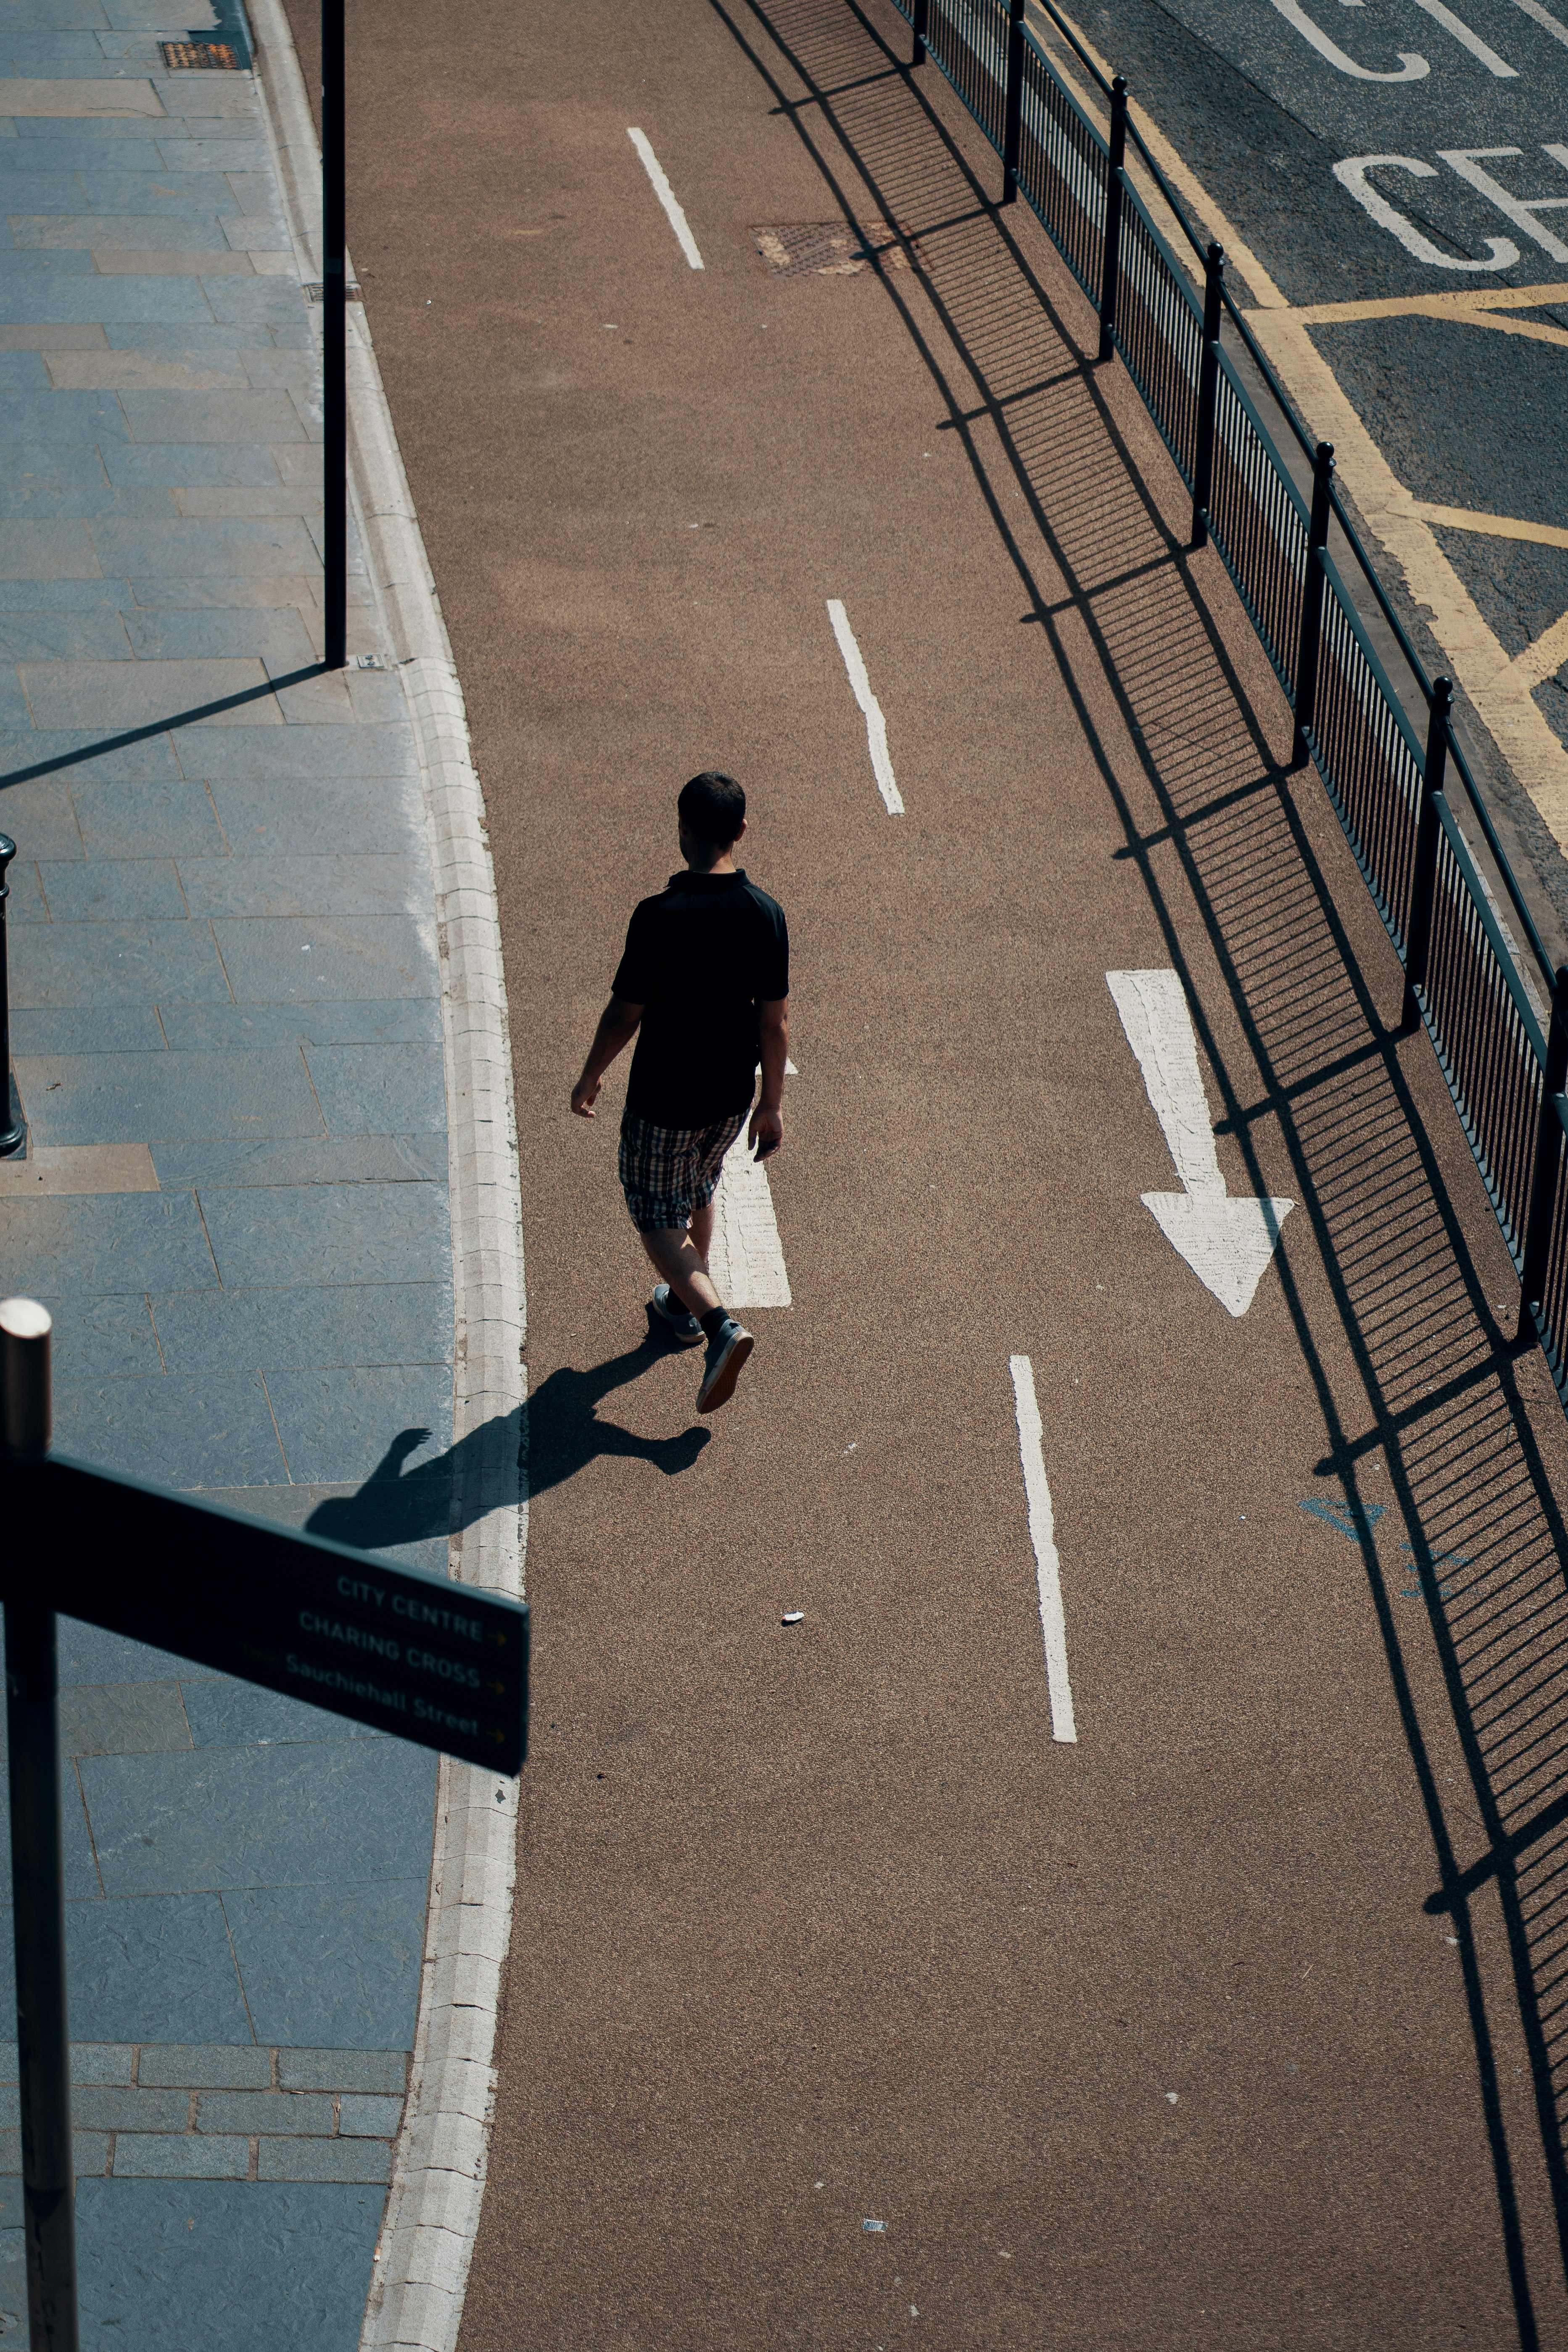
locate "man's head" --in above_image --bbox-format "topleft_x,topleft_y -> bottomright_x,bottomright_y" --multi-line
678,771 -> 747,870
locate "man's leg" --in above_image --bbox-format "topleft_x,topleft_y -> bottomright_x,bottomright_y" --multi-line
639,1225 -> 723,1319
623,1114 -> 754,1413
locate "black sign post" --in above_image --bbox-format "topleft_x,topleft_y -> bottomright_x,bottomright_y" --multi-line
0,1300 -> 529,2352
2,1304 -> 74,2352
320,0 -> 346,669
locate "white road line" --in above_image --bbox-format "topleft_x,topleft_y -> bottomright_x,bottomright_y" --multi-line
826,599 -> 905,815
626,128 -> 704,270
1008,1356 -> 1077,1744
708,1129 -> 791,1308
1516,0 -> 1568,48
1106,969 -> 1293,1317
1106,968 -> 1230,1201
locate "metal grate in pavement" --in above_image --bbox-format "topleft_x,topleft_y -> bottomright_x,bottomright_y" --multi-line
160,39 -> 241,66
751,222 -> 912,277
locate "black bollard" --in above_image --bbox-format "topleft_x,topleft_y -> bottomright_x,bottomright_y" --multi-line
0,837 -> 26,1159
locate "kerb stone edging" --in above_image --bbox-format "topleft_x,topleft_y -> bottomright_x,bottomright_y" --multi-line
246,5 -> 528,2345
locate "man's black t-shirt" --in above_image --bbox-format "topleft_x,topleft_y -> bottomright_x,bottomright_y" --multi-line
612,869 -> 789,1128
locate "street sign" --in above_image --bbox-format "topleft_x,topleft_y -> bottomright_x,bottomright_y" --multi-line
43,1458 -> 528,1775
0,1299 -> 529,2352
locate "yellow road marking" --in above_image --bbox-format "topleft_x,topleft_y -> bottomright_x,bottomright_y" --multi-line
1448,310 -> 1568,351
1290,282 -> 1568,321
1032,0 -> 1568,841
1402,501 -> 1568,550
1511,610 -> 1568,692
1284,284 -> 1568,349
1249,306 -> 1568,823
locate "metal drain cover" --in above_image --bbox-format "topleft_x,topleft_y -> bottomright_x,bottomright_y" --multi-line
752,222 -> 911,278
160,39 -> 241,65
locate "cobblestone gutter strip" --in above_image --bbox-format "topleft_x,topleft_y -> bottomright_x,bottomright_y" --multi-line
1,2049 -> 410,2185
247,4 -> 528,2347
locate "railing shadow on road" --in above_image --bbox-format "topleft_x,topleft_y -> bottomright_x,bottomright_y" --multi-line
709,0 -> 1568,2336
306,1317 -> 707,1551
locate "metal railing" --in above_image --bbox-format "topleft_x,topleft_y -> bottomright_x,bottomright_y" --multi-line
887,0 -> 1568,1411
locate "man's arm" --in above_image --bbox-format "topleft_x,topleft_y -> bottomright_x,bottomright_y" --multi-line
750,996 -> 789,1159
570,995 -> 644,1118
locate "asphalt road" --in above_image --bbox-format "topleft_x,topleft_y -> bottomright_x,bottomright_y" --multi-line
1062,0 -> 1568,737
298,0 -> 1568,2338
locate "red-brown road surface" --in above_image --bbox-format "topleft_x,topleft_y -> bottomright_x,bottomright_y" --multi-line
301,0 -> 1568,2339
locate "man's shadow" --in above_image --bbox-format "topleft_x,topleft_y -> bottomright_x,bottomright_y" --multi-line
523,1319 -> 712,1502
305,1310 -> 707,1552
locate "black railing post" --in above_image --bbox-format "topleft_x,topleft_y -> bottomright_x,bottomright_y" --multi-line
321,0 -> 346,670
912,0 -> 928,66
1189,243 -> 1223,549
0,836 -> 26,1159
2,1301 -> 77,2352
1520,965 -> 1568,1336
1290,441 -> 1335,768
1002,0 -> 1026,205
1400,676 -> 1453,1034
1097,77 -> 1127,364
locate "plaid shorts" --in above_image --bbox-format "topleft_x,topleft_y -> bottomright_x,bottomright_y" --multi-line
618,1109 -> 747,1233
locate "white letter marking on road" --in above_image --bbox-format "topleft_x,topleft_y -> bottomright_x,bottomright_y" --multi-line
1267,0 -> 1429,77
1410,0 -> 1518,72
627,129 -> 705,271
1106,969 -> 1294,1318
1333,156 -> 1520,269
1515,0 -> 1568,50
1439,146 -> 1568,261
827,600 -> 905,815
1008,1355 -> 1077,1745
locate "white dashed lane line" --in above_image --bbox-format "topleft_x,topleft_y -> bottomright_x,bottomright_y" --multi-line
826,599 -> 905,815
626,128 -> 705,269
1008,1355 -> 1078,1745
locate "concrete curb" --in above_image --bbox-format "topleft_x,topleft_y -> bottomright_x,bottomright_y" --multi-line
246,6 -> 527,2347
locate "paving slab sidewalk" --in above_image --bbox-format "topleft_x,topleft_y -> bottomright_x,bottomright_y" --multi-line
0,4 -> 481,2343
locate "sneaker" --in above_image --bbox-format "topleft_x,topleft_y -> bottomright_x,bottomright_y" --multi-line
697,1317 -> 754,1414
650,1283 -> 703,1347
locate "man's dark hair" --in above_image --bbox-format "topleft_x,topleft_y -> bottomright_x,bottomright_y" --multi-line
678,771 -> 746,846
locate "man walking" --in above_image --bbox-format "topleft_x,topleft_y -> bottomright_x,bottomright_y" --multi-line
570,771 -> 789,1415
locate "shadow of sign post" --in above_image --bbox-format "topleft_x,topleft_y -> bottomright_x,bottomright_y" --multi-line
0,1301 -> 528,2352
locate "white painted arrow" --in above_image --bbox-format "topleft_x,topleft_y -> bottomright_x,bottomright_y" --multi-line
1106,969 -> 1293,1318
